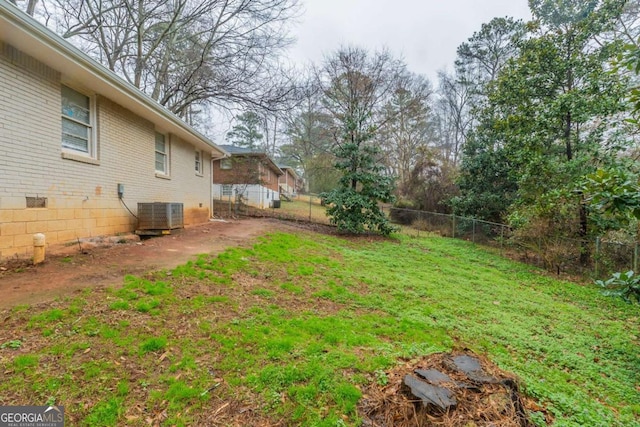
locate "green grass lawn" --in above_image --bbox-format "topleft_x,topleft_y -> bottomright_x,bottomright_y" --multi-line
276,199 -> 329,223
0,230 -> 638,426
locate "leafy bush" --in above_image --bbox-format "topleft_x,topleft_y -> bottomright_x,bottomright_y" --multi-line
594,270 -> 640,304
323,187 -> 397,236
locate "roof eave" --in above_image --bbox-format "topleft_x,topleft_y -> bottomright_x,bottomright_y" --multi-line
0,2 -> 227,157
224,150 -> 283,175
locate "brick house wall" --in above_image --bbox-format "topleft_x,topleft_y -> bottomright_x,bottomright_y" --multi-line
212,156 -> 280,191
212,155 -> 282,209
260,162 -> 281,193
278,169 -> 296,194
278,168 -> 304,196
0,43 -> 212,259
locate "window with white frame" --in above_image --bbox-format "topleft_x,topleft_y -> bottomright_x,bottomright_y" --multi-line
222,184 -> 233,196
195,150 -> 203,174
155,132 -> 168,174
220,158 -> 232,170
61,85 -> 94,156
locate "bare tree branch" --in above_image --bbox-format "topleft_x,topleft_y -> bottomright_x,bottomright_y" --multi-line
37,0 -> 301,118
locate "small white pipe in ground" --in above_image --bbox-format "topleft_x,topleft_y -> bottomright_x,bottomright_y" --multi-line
33,233 -> 45,265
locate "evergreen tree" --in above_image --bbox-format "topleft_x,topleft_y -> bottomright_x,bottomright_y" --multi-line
318,47 -> 401,236
225,111 -> 264,149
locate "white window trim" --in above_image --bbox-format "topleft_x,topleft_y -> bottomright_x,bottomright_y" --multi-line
222,184 -> 233,196
155,132 -> 170,177
61,84 -> 97,160
195,149 -> 203,176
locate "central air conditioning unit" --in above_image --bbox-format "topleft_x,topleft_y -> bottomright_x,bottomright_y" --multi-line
137,202 -> 184,232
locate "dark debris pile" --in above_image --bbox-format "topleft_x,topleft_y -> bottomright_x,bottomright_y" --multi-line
359,351 -> 551,427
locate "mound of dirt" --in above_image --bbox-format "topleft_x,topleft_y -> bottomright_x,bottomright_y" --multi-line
358,351 -> 551,427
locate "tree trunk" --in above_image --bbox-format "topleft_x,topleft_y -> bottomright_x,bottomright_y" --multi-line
579,197 -> 589,266
134,0 -> 144,89
26,0 -> 37,15
565,111 -> 572,161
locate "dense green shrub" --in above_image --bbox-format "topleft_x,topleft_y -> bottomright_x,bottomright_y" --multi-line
595,270 -> 640,304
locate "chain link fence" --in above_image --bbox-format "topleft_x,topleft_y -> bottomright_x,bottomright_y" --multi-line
216,196 -> 637,279
387,207 -> 510,248
212,192 -> 329,224
387,206 -> 639,279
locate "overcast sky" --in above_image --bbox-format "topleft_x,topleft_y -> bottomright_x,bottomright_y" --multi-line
285,0 -> 532,83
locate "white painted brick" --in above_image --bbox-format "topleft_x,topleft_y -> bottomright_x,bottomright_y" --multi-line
0,45 -> 214,257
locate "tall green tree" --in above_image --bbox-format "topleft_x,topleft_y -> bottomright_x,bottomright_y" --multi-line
454,0 -> 628,243
456,16 -> 526,86
318,47 -> 402,236
513,0 -> 626,248
435,17 -> 525,170
225,111 -> 264,149
622,34 -> 640,122
450,109 -> 518,222
447,17 -> 525,221
580,28 -> 640,238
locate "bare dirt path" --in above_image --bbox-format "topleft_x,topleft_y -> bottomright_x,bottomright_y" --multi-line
0,218 -> 281,310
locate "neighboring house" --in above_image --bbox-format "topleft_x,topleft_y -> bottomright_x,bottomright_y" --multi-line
212,145 -> 283,209
277,165 -> 303,199
0,3 -> 227,259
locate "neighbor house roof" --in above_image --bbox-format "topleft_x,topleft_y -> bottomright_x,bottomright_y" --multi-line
0,2 -> 227,157
218,145 -> 283,175
277,164 -> 300,180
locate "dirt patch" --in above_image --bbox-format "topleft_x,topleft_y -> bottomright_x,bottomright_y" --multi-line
359,351 -> 551,427
0,218 -> 286,310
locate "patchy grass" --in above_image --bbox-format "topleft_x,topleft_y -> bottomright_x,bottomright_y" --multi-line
139,337 -> 168,354
276,199 -> 329,223
0,231 -> 638,426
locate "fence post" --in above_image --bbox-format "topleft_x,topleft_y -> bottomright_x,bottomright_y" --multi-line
472,219 -> 476,243
634,243 -> 638,273
452,214 -> 456,239
500,225 -> 504,255
309,195 -> 312,222
595,237 -> 601,278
